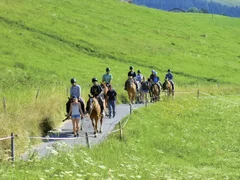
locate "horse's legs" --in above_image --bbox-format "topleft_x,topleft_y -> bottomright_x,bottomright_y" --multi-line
99,116 -> 103,133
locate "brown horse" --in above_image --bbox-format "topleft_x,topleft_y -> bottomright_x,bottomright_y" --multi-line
162,79 -> 174,98
86,95 -> 103,137
126,77 -> 136,104
151,83 -> 160,102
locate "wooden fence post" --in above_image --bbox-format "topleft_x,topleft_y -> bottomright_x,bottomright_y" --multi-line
197,89 -> 200,99
85,132 -> 91,149
35,89 -> 40,101
3,97 -> 6,112
11,133 -> 15,162
119,121 -> 123,140
130,104 -> 132,115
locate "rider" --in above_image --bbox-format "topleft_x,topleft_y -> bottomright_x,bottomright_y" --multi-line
165,69 -> 175,91
90,78 -> 104,115
66,78 -> 85,116
150,70 -> 161,93
136,70 -> 143,83
124,66 -> 137,90
102,67 -> 113,88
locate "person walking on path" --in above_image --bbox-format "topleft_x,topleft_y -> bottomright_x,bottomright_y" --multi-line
67,96 -> 84,137
66,78 -> 85,116
140,76 -> 149,104
106,84 -> 117,118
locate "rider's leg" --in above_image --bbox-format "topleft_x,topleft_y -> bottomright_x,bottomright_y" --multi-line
134,79 -> 138,90
78,98 -> 86,114
124,80 -> 127,90
98,98 -> 104,114
66,99 -> 71,115
170,80 -> 175,91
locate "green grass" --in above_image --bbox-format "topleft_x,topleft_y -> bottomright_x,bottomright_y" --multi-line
1,93 -> 240,179
0,0 -> 240,177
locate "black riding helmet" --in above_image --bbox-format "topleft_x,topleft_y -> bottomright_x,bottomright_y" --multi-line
70,78 -> 76,83
137,70 -> 141,73
168,69 -> 171,72
92,78 -> 98,83
129,66 -> 133,70
106,67 -> 110,72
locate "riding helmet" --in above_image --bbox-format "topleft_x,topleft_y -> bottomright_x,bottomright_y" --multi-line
137,70 -> 141,73
92,78 -> 98,82
106,67 -> 110,72
152,69 -> 155,72
129,66 -> 133,70
70,78 -> 76,83
168,69 -> 171,72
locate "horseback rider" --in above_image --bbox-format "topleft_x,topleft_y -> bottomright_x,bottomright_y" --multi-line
165,69 -> 175,91
102,67 -> 113,88
136,70 -> 143,83
66,78 -> 85,116
90,78 -> 104,115
124,66 -> 138,90
149,70 -> 161,94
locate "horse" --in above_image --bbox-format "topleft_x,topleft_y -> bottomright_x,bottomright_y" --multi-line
86,95 -> 103,137
126,76 -> 136,104
151,83 -> 160,102
100,82 -> 109,116
162,79 -> 174,98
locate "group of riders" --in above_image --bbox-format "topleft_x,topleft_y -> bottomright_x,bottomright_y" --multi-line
66,66 -> 175,118
65,67 -> 174,136
124,66 -> 175,97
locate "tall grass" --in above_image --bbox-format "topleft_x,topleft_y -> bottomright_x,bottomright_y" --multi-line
0,93 -> 239,179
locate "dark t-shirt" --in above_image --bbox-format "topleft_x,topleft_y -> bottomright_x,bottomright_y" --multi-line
128,71 -> 136,78
141,81 -> 149,91
90,85 -> 102,97
107,89 -> 117,101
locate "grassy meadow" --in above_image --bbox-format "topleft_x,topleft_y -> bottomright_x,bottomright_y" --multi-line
0,0 -> 240,178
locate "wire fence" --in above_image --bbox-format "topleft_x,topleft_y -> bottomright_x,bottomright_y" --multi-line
1,89 -> 238,161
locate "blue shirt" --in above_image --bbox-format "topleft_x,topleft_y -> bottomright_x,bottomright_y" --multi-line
136,74 -> 143,82
70,84 -> 81,98
165,72 -> 173,81
153,76 -> 159,83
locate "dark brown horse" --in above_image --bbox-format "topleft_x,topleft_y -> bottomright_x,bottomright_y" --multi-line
151,83 -> 160,102
126,77 -> 136,104
162,79 -> 174,98
86,95 -> 103,137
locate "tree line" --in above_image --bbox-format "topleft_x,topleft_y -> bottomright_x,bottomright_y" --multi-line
133,0 -> 240,17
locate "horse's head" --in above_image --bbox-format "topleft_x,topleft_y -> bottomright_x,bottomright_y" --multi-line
86,94 -> 94,114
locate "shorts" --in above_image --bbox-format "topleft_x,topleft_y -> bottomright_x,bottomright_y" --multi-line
71,115 -> 80,119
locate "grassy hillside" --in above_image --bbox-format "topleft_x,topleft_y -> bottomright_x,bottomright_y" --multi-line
0,0 -> 239,161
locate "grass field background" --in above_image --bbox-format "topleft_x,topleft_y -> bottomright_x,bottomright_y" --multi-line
0,0 -> 239,178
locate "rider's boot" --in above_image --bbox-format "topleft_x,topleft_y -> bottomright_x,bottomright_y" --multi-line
124,81 -> 127,90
